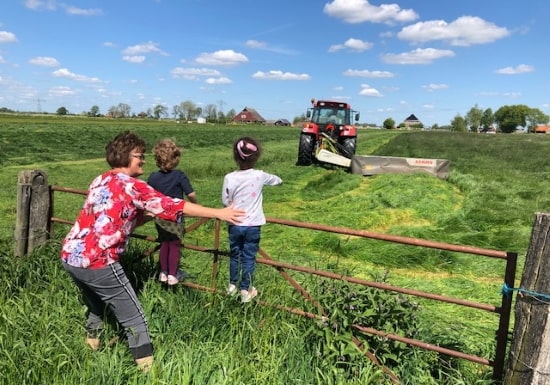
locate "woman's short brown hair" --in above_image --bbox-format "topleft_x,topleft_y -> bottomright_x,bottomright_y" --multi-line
105,131 -> 146,168
153,139 -> 181,172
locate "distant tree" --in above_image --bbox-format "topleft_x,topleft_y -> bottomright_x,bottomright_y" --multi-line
480,108 -> 494,131
293,114 -> 306,124
117,103 -> 131,118
450,114 -> 467,132
56,106 -> 68,115
89,105 -> 100,117
526,108 -> 549,132
494,105 -> 532,133
217,110 -> 226,123
383,118 -> 395,130
194,107 -> 202,119
153,104 -> 168,120
107,103 -> 131,118
431,123 -> 439,130
465,104 -> 483,132
181,100 -> 196,121
203,104 -> 218,122
171,105 -> 181,120
226,108 -> 236,121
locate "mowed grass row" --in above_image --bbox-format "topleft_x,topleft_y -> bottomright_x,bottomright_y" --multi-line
2,115 -> 550,383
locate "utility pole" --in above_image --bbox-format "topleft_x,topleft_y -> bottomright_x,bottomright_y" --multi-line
36,98 -> 45,113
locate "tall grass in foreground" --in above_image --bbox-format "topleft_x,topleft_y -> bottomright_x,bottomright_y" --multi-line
0,241 -> 492,384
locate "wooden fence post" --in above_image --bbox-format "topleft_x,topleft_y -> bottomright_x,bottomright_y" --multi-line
504,212 -> 550,384
14,170 -> 50,256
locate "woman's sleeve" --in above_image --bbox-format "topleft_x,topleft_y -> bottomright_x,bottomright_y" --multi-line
133,178 -> 185,221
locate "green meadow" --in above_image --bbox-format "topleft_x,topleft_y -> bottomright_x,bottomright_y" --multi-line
1,115 -> 549,384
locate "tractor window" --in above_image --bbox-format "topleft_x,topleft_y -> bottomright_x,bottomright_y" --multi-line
312,107 -> 347,125
326,109 -> 344,124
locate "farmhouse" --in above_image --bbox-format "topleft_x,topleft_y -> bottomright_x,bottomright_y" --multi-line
401,114 -> 423,129
534,125 -> 550,133
232,107 -> 266,124
266,118 -> 291,126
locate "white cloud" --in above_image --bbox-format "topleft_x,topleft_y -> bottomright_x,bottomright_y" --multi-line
29,56 -> 60,67
64,6 -> 102,16
24,0 -> 56,10
329,38 -> 373,53
0,56 -> 5,64
0,31 -> 17,43
398,16 -> 510,46
48,86 -> 78,97
252,70 -> 310,80
382,48 -> 455,64
205,77 -> 232,85
171,67 -> 222,80
422,83 -> 448,92
343,69 -> 394,78
245,40 -> 267,49
495,64 -> 535,75
196,50 -> 248,66
123,55 -> 146,63
51,68 -> 102,83
122,41 -> 168,56
25,0 -> 102,15
324,0 -> 418,25
359,83 -> 383,97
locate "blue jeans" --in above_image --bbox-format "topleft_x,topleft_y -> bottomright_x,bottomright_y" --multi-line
228,225 -> 261,291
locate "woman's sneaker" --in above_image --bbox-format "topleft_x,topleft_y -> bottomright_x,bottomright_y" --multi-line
159,272 -> 168,283
240,287 -> 258,303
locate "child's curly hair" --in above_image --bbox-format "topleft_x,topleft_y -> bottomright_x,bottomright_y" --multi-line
233,136 -> 261,170
153,139 -> 181,172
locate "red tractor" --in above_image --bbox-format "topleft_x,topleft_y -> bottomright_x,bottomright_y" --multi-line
297,98 -> 360,166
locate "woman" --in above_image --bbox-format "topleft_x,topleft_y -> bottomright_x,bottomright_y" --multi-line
61,131 -> 244,371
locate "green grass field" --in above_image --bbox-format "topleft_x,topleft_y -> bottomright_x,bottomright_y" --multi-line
1,115 -> 549,384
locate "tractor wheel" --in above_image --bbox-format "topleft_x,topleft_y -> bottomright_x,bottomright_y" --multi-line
340,137 -> 357,158
297,133 -> 315,165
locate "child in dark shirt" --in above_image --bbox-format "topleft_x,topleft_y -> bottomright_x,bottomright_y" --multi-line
148,139 -> 197,285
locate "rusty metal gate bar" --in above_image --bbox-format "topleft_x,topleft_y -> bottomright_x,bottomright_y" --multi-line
49,185 -> 516,382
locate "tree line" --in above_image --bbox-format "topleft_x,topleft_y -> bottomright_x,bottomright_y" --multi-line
87,101 -> 238,123
3,101 -> 548,132
382,104 -> 549,133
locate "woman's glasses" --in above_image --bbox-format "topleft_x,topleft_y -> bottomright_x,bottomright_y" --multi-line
131,154 -> 145,160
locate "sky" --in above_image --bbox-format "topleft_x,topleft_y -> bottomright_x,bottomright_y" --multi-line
0,0 -> 549,126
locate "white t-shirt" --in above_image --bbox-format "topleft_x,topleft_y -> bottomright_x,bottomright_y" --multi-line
222,168 -> 282,226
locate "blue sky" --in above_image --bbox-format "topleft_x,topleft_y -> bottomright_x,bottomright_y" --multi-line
0,0 -> 548,126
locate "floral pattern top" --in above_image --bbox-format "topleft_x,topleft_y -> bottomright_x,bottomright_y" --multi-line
61,170 -> 185,269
